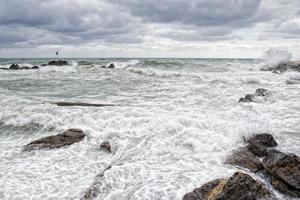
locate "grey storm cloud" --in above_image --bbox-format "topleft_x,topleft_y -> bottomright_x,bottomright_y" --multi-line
0,0 -> 299,49
108,0 -> 263,26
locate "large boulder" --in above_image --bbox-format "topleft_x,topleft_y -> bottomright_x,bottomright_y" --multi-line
246,140 -> 267,157
183,172 -> 272,200
23,128 -> 85,151
262,149 -> 300,197
48,60 -> 69,66
226,148 -> 263,173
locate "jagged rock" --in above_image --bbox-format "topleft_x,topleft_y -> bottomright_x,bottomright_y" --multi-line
23,128 -> 85,151
48,60 -> 69,66
246,140 -> 267,157
100,141 -> 111,153
9,64 -> 20,70
183,172 -> 272,200
226,148 -> 263,172
238,94 -> 255,103
262,149 -> 300,198
53,102 -> 114,107
262,61 -> 300,73
107,63 -> 115,68
247,133 -> 277,148
254,88 -> 271,97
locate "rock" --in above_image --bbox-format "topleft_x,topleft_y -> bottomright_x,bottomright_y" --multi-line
100,141 -> 111,153
246,140 -> 267,157
9,64 -> 20,70
183,172 -> 272,200
31,66 -> 39,69
48,60 -> 69,66
262,61 -> 300,73
53,102 -> 115,107
254,88 -> 271,97
226,148 -> 263,172
23,128 -> 85,151
248,133 -> 277,148
262,149 -> 300,197
82,165 -> 112,200
238,94 -> 255,103
41,64 -> 47,66
107,63 -> 115,68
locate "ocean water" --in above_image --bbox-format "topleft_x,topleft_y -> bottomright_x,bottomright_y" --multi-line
0,57 -> 299,200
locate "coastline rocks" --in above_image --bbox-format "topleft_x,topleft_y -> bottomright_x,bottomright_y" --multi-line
262,149 -> 300,197
23,128 -> 85,151
183,172 -> 272,200
226,148 -> 263,173
100,141 -> 111,153
246,141 -> 267,157
239,88 -> 271,103
48,60 -> 68,66
0,64 -> 39,70
261,61 -> 300,73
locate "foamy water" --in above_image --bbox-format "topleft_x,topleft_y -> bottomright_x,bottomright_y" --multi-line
0,58 -> 299,200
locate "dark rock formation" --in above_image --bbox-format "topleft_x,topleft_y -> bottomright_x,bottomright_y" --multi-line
183,172 -> 272,200
238,94 -> 255,103
262,149 -> 300,198
261,61 -> 300,73
32,66 -> 39,69
82,165 -> 112,200
246,141 -> 267,157
100,141 -> 111,153
254,88 -> 271,97
9,64 -> 20,70
107,63 -> 115,68
48,60 -> 69,66
53,102 -> 115,107
247,133 -> 277,148
23,128 -> 85,151
226,148 -> 263,173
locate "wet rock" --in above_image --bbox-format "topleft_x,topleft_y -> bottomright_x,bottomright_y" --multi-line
262,61 -> 300,73
82,165 -> 112,200
32,66 -> 39,69
48,60 -> 69,66
246,140 -> 267,157
53,102 -> 115,107
254,88 -> 271,97
226,148 -> 263,172
9,64 -> 20,70
183,172 -> 272,200
262,149 -> 300,197
100,141 -> 111,153
107,63 -> 115,68
23,128 -> 85,151
248,133 -> 277,148
41,64 -> 47,66
238,94 -> 255,103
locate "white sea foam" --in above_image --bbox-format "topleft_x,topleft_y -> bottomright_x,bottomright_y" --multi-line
0,59 -> 299,200
263,48 -> 292,67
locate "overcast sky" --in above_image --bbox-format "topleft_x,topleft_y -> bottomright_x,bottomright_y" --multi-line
0,0 -> 299,58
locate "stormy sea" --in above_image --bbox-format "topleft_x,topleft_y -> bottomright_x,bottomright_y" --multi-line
0,53 -> 299,199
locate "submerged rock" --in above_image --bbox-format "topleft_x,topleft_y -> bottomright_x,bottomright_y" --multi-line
2,64 -> 39,70
262,149 -> 300,197
226,148 -> 263,172
23,128 -> 85,151
9,64 -> 20,70
82,165 -> 112,200
238,94 -> 255,103
100,141 -> 111,153
53,102 -> 115,107
183,172 -> 272,200
48,60 -> 69,66
254,88 -> 271,97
